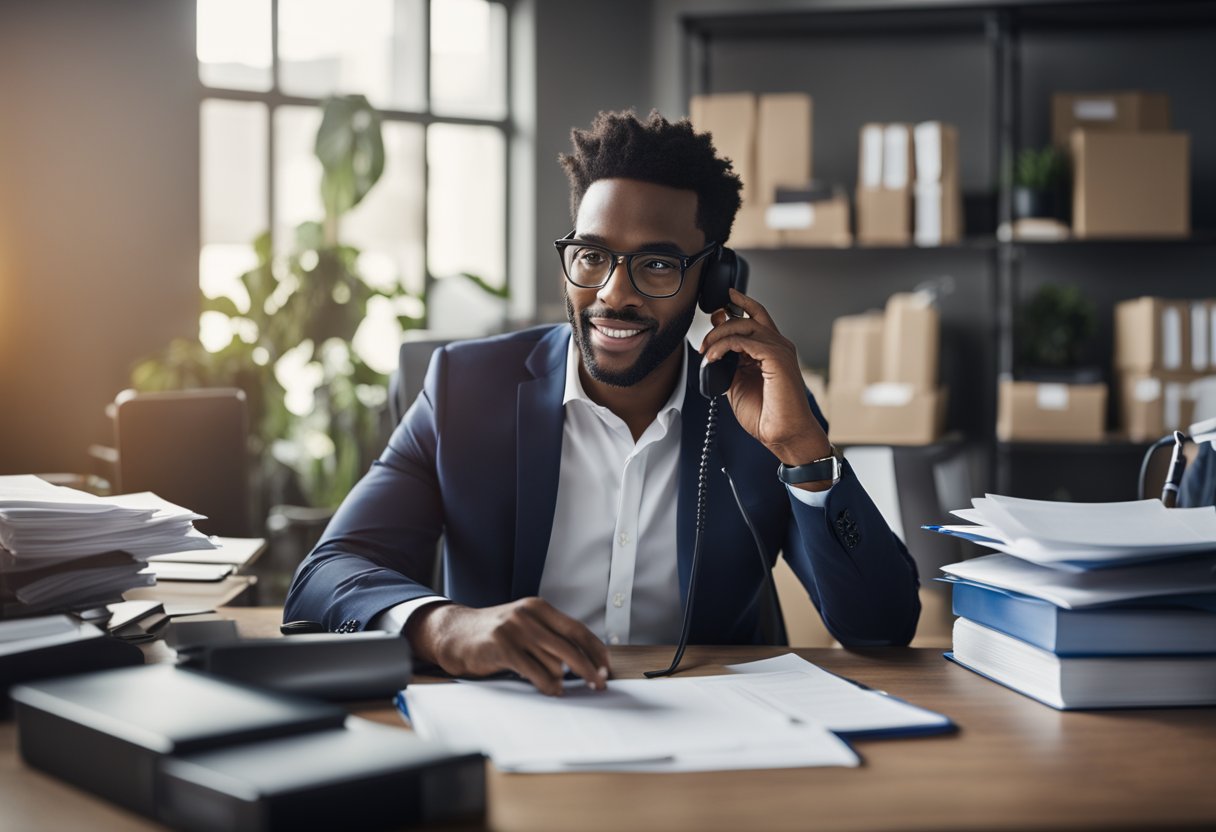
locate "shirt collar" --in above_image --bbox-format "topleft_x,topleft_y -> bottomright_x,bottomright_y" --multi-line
562,329 -> 687,425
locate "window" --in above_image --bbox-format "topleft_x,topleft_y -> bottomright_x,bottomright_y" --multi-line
197,0 -> 510,371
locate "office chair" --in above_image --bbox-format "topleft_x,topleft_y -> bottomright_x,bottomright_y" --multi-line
109,388 -> 253,537
388,338 -> 453,426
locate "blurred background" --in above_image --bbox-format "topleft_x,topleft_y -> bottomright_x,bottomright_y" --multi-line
1,0 -> 1213,611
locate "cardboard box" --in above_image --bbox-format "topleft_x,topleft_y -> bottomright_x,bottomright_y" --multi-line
913,122 -> 962,246
828,383 -> 947,446
756,93 -> 813,207
1115,297 -> 1196,373
857,186 -> 912,245
1071,130 -> 1190,238
1117,371 -> 1200,442
829,313 -> 884,388
882,292 -> 939,390
690,93 -> 779,248
801,368 -> 828,420
1052,91 -> 1170,150
769,192 -> 852,247
996,380 -> 1107,442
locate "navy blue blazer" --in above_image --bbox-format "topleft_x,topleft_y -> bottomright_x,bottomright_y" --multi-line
284,325 -> 921,647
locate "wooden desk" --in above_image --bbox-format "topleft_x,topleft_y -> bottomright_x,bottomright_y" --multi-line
2,607 -> 1215,832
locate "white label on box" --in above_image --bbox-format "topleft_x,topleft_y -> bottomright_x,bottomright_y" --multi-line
861,125 -> 884,188
1164,383 -> 1185,428
1134,377 -> 1163,402
1161,307 -> 1183,370
862,382 -> 915,407
913,121 -> 943,183
765,202 -> 815,230
1036,384 -> 1070,411
1074,98 -> 1117,121
1192,303 -> 1210,371
914,182 -> 942,246
882,125 -> 911,189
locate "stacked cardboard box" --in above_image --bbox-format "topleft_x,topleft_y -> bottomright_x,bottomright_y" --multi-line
690,92 -> 850,248
1053,91 -> 1190,239
856,124 -> 913,245
828,292 -> 946,445
996,380 -> 1107,442
1114,297 -> 1216,441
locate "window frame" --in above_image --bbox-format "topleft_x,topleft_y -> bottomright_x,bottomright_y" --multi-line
198,0 -> 513,320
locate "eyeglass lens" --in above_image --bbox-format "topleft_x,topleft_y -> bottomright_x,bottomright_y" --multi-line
561,244 -> 683,298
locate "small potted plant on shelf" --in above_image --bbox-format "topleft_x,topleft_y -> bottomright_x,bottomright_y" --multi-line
1016,284 -> 1099,384
1013,146 -> 1069,221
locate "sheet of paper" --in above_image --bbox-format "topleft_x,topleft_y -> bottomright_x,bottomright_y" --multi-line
940,552 -> 1216,608
404,674 -> 858,773
718,654 -> 951,734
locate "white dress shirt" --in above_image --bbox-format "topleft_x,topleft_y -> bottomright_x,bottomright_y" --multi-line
373,332 -> 832,641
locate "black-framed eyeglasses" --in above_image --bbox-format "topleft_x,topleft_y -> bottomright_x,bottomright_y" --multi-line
554,231 -> 717,299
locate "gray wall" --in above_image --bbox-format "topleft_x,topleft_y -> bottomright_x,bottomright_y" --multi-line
0,0 -> 199,474
530,0 -> 656,320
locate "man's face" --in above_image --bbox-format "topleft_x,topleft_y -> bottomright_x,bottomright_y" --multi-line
563,178 -> 705,388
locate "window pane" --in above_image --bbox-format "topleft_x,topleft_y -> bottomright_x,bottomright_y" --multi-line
345,122 -> 427,295
279,0 -> 427,111
274,106 -> 325,257
427,124 -> 504,287
197,0 -> 272,90
430,0 -> 507,118
201,100 -> 267,309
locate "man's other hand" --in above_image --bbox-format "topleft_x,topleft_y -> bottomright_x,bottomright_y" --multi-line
405,597 -> 611,696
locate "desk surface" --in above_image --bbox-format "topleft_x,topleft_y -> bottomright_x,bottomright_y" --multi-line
3,607 -> 1215,832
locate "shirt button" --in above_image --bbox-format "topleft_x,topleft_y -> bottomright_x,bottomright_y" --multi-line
609,634 -> 621,645
618,532 -> 631,546
612,592 -> 624,608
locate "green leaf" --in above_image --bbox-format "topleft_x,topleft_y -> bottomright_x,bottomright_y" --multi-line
316,95 -> 385,220
457,271 -> 510,300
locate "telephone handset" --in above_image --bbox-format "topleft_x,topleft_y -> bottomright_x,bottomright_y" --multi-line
697,247 -> 750,399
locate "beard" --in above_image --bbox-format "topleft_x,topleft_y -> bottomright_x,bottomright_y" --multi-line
564,290 -> 698,388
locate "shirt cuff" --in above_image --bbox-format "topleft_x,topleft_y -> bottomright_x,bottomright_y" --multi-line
370,595 -> 451,635
786,481 -> 833,508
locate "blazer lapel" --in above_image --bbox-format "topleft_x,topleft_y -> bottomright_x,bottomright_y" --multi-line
511,326 -> 570,599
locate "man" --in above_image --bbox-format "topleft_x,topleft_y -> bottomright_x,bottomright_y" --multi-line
285,111 -> 920,696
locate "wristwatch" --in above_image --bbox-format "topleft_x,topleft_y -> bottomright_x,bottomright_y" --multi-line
777,445 -> 843,486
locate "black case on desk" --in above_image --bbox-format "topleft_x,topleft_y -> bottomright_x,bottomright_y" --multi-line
11,664 -> 345,818
159,717 -> 486,832
0,628 -> 142,713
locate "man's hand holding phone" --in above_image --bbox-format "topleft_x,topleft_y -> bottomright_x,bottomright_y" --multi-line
699,288 -> 832,484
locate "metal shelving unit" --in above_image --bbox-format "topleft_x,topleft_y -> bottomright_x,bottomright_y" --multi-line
680,0 -> 1216,499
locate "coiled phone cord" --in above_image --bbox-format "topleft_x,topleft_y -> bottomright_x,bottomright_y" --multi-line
645,397 -> 778,678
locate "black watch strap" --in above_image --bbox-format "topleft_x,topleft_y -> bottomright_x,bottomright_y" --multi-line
777,446 -> 842,485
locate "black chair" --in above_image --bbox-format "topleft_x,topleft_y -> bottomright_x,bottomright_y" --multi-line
108,388 -> 253,537
388,338 -> 452,425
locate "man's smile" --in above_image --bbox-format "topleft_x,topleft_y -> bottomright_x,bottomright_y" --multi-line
588,317 -> 653,353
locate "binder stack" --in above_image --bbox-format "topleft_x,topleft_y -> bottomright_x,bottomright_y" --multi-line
923,495 -> 1216,709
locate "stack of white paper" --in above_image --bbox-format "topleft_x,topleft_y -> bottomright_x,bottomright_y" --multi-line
0,475 -> 217,615
923,494 -> 1216,709
402,654 -> 951,773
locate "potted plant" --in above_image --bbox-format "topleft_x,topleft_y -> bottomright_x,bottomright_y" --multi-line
1016,284 -> 1100,384
132,95 -> 422,595
1013,146 -> 1069,221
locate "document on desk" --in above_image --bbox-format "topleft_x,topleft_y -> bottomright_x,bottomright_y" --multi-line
403,672 -> 860,773
402,653 -> 954,773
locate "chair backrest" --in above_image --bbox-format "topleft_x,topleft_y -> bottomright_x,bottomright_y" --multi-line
112,388 -> 252,537
389,338 -> 452,426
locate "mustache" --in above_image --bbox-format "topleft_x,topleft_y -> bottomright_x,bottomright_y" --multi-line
580,307 -> 656,327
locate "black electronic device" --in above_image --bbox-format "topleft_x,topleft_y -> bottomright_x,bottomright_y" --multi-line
697,246 -> 750,399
